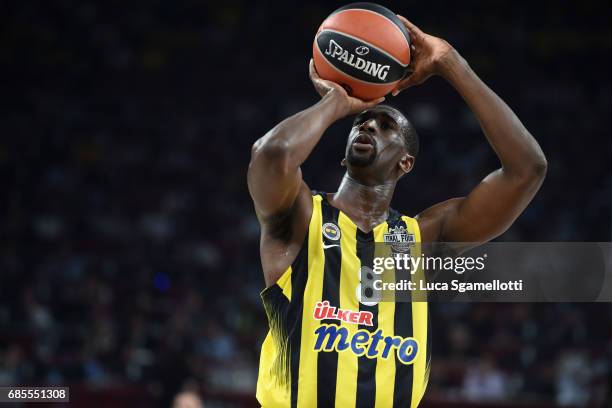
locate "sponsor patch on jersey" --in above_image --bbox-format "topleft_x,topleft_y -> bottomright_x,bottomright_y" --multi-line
322,222 -> 341,241
313,300 -> 373,326
311,301 -> 418,364
313,324 -> 419,364
384,225 -> 415,253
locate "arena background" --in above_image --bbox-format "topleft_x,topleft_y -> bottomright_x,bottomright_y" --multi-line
2,0 -> 612,407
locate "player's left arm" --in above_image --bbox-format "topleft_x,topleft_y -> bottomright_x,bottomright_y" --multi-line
394,16 -> 547,244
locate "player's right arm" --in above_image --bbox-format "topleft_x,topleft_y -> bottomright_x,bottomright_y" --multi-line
248,61 -> 383,286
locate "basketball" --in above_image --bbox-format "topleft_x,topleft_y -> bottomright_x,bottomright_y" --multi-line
312,2 -> 411,101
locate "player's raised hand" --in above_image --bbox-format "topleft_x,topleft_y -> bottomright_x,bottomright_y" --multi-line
392,16 -> 455,95
309,59 -> 385,117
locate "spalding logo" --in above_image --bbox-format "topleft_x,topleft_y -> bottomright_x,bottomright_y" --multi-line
355,45 -> 369,56
324,40 -> 390,81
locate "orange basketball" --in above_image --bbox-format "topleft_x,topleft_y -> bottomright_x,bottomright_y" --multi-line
313,2 -> 411,101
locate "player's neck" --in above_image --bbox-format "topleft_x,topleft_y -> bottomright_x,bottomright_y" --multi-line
329,174 -> 395,232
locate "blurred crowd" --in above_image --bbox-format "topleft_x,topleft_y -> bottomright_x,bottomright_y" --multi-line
1,0 -> 612,406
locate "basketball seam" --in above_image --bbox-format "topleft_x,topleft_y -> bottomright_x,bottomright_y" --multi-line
314,42 -> 401,87
318,28 -> 409,68
327,8 -> 410,52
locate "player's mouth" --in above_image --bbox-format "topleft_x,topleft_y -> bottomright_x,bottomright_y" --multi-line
352,133 -> 376,153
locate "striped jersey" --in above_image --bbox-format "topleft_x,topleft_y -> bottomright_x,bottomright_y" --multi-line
257,192 -> 431,407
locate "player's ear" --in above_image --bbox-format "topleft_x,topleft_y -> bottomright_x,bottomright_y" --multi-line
398,153 -> 414,175
341,158 -> 347,167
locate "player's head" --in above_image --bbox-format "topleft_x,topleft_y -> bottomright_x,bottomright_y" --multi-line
342,105 -> 418,185
172,391 -> 204,408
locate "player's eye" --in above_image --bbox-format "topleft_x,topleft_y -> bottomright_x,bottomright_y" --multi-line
381,121 -> 390,130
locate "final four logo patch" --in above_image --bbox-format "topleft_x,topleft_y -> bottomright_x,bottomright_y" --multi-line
384,225 -> 415,253
322,223 -> 341,241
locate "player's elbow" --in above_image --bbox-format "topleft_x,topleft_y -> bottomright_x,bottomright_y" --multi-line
532,155 -> 548,179
527,152 -> 548,183
252,136 -> 289,159
513,153 -> 547,190
252,137 -> 291,165
250,134 -> 292,174
501,153 -> 547,193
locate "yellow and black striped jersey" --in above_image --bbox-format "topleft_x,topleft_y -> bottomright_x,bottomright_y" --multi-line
257,192 -> 431,407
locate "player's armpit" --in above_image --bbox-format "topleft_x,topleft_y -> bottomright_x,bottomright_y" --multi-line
258,182 -> 313,240
416,197 -> 461,243
256,182 -> 313,286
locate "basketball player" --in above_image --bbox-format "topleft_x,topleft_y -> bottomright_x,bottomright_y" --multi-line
248,17 -> 546,407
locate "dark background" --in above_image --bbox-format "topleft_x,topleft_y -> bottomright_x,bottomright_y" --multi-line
1,0 -> 612,407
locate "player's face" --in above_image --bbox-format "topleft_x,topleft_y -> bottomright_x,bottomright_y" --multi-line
345,108 -> 407,175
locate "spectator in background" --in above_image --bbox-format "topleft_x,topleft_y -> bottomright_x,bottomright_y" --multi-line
462,355 -> 507,401
172,390 -> 204,408
556,350 -> 591,407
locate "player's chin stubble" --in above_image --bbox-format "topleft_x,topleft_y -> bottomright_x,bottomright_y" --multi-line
346,148 -> 377,167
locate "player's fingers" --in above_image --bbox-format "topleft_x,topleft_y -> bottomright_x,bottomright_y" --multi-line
392,76 -> 418,96
309,59 -> 320,80
396,15 -> 423,36
392,75 -> 413,95
363,96 -> 385,108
